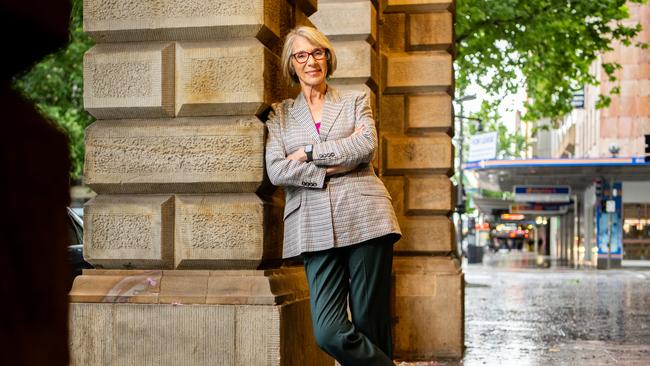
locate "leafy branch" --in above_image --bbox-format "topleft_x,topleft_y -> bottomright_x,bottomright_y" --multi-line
455,0 -> 647,124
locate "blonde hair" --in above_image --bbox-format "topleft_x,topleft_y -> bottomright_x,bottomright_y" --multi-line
281,26 -> 337,84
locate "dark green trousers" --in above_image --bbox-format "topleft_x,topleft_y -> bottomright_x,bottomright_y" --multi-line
303,234 -> 398,366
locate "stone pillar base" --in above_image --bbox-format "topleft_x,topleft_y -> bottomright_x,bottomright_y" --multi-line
69,268 -> 333,366
392,256 -> 465,360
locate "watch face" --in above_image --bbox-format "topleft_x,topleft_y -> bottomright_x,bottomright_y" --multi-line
306,145 -> 313,152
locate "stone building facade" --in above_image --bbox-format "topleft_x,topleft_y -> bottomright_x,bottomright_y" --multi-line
69,0 -> 462,363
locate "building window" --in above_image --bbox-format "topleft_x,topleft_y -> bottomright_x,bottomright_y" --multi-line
623,203 -> 650,259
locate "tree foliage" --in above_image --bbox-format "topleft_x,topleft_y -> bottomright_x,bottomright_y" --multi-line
12,0 -> 93,179
456,0 -> 648,123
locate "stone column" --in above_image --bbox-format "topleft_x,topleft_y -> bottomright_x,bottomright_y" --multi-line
310,0 -> 378,98
69,1 -> 332,365
313,0 -> 463,360
380,0 -> 464,359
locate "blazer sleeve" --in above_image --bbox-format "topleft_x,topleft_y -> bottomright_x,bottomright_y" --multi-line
265,105 -> 327,189
311,92 -> 377,167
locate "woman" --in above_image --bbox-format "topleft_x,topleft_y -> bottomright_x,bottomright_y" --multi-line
265,26 -> 401,366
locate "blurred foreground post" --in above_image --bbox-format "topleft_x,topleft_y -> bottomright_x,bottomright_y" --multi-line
0,1 -> 72,364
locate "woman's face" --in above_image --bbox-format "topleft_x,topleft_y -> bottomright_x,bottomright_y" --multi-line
291,36 -> 328,88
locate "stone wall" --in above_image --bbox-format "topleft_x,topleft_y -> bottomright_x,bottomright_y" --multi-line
72,0 -> 463,363
379,0 -> 464,359
71,1 -> 332,365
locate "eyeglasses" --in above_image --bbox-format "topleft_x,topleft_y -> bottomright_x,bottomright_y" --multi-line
291,48 -> 328,64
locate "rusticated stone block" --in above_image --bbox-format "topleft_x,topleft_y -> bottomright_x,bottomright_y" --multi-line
83,0 -> 291,49
382,176 -> 454,252
380,13 -> 406,53
295,6 -> 316,28
175,40 -> 282,117
330,40 -> 379,89
397,216 -> 454,252
83,43 -> 175,119
382,134 -> 453,174
174,194 -> 283,269
392,256 -> 464,359
382,0 -> 454,13
406,93 -> 453,133
288,0 -> 318,16
405,175 -> 453,214
383,51 -> 453,93
84,117 -> 265,194
408,12 -> 453,51
69,301 -> 332,366
310,1 -> 376,44
379,93 -> 453,134
83,195 -> 174,269
379,95 -> 405,134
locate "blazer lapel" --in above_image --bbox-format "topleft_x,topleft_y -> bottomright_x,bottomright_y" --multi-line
289,92 -> 321,143
319,86 -> 344,141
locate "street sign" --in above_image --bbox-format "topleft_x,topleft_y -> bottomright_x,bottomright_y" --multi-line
513,185 -> 571,203
510,203 -> 569,215
468,132 -> 498,162
571,88 -> 585,108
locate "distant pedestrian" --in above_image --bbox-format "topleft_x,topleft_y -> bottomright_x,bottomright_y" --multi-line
265,26 -> 401,366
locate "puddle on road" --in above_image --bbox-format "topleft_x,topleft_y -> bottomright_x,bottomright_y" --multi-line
450,254 -> 650,365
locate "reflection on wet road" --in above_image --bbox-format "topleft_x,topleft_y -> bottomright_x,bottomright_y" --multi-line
400,252 -> 650,366
461,253 -> 650,365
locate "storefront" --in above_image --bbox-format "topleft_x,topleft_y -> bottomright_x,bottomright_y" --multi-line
466,157 -> 650,267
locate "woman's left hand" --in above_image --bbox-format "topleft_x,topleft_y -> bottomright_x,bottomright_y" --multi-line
286,147 -> 307,162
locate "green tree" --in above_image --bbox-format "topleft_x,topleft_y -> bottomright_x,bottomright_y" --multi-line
12,0 -> 94,179
456,0 -> 648,124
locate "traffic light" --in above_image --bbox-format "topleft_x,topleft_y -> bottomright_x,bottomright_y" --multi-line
645,134 -> 650,163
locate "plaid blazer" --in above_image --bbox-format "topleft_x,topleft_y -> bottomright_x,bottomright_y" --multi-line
265,86 -> 401,258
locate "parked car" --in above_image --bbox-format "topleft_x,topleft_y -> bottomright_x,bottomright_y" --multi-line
67,207 -> 92,285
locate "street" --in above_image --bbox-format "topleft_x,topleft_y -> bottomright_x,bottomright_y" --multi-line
400,252 -> 650,366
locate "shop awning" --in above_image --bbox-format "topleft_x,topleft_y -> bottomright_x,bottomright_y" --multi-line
465,157 -> 650,192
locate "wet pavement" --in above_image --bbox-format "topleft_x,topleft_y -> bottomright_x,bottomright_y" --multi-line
401,252 -> 650,366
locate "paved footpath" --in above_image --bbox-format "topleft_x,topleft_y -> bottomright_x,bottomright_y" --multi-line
398,252 -> 650,366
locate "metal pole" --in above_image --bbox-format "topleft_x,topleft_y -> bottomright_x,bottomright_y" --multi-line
607,179 -> 613,269
572,194 -> 577,266
456,103 -> 465,258
607,211 -> 612,270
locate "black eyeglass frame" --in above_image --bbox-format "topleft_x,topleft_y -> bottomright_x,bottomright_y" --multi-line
291,48 -> 329,64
